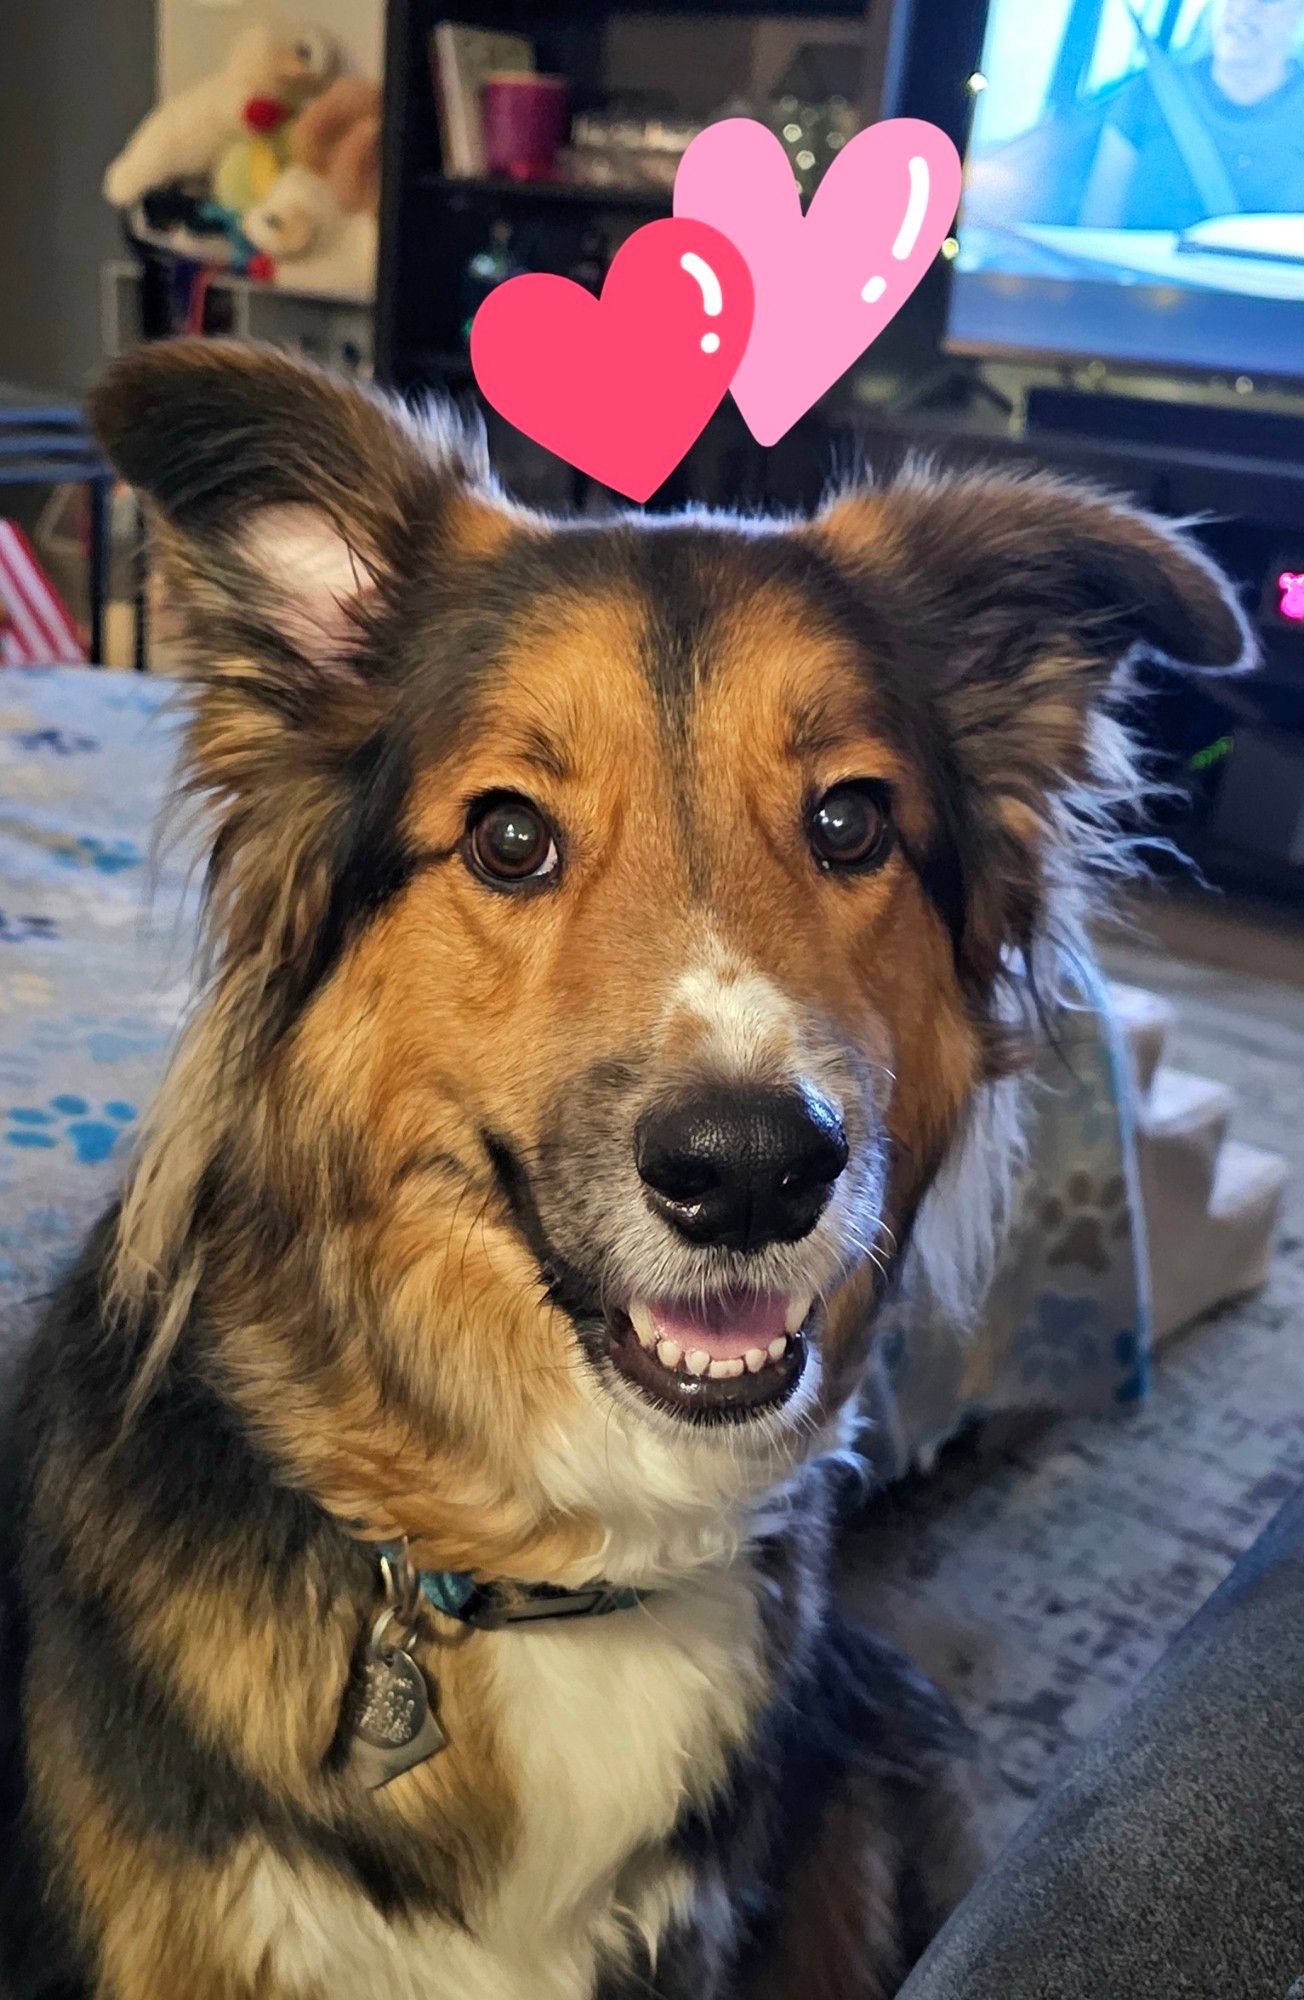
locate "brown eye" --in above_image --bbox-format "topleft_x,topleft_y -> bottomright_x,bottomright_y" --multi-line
465,794 -> 559,888
809,781 -> 893,874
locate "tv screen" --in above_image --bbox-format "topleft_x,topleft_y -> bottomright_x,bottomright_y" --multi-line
947,0 -> 1304,380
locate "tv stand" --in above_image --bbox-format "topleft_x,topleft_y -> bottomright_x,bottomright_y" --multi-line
1024,385 -> 1304,470
891,362 -> 1014,421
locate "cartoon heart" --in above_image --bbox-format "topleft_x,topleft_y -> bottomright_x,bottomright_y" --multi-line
470,218 -> 754,503
674,118 -> 962,447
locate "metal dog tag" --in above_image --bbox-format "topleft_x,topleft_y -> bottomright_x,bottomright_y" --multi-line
345,1640 -> 447,1789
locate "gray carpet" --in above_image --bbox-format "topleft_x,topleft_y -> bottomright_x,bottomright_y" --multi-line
839,889 -> 1304,1855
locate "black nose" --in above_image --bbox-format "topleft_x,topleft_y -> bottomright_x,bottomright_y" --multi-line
635,1085 -> 848,1252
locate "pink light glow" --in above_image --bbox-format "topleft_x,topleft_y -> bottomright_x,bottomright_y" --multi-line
1278,571 -> 1304,622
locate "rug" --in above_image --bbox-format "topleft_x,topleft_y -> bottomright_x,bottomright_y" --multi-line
839,893 -> 1304,1855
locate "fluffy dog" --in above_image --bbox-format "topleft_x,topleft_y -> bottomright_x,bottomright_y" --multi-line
0,342 -> 1249,2000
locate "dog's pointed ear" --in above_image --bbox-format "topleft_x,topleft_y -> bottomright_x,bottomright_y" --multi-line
814,461 -> 1250,681
808,465 -> 1254,983
89,342 -> 516,999
89,338 -> 502,692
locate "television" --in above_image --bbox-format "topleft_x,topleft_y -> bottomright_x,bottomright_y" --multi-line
944,0 -> 1304,382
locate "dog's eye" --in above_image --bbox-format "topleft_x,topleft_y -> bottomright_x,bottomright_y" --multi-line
809,781 -> 893,874
465,794 -> 559,888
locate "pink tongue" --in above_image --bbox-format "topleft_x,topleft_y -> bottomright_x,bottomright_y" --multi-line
648,1290 -> 788,1360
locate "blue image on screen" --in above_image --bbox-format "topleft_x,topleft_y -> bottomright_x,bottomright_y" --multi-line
947,0 -> 1304,379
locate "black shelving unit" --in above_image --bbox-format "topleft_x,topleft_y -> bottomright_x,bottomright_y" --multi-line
418,171 -> 672,213
377,0 -> 878,507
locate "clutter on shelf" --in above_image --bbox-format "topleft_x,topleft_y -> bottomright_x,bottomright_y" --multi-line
564,102 -> 702,195
101,20 -> 377,305
426,20 -> 863,203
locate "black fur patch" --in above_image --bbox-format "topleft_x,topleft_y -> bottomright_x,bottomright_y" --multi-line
262,720 -> 418,1047
670,1604 -> 974,1990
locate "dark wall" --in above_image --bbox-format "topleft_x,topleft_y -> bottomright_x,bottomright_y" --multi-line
0,2 -> 155,394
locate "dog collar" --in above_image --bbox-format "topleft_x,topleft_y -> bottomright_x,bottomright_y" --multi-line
376,1544 -> 644,1629
339,1544 -> 645,1790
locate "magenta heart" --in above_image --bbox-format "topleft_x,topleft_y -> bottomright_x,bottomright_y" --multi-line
470,218 -> 754,503
674,118 -> 962,446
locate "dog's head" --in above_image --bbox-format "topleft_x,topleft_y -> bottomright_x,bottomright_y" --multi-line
92,343 -> 1248,1581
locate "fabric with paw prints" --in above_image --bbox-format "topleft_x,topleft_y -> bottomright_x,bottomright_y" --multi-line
1,670 -> 1148,1481
0,669 -> 193,1345
863,956 -> 1151,1478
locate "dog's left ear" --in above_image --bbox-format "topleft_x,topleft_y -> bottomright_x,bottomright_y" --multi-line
813,461 -> 1250,681
809,465 -> 1253,981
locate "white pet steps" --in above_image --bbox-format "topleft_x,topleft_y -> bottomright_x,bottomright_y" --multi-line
1109,982 -> 1289,1344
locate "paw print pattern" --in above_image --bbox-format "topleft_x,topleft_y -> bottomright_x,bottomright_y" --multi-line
1015,1293 -> 1104,1391
13,727 -> 98,755
1041,1170 -> 1131,1277
71,835 -> 143,876
5,1095 -> 136,1164
0,909 -> 58,945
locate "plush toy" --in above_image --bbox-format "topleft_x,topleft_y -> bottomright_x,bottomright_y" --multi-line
103,21 -> 338,209
244,77 -> 381,298
211,95 -> 294,213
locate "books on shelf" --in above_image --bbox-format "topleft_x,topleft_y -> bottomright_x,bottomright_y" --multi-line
430,22 -> 534,177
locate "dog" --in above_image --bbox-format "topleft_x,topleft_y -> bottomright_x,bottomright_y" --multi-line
0,341 -> 1249,2000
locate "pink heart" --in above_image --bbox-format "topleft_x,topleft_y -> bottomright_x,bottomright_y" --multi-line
674,118 -> 962,447
470,218 -> 754,504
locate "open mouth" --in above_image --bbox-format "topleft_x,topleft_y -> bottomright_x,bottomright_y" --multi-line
606,1290 -> 812,1422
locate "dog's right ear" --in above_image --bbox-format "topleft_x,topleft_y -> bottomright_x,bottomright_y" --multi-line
89,338 -> 501,695
89,342 -> 515,990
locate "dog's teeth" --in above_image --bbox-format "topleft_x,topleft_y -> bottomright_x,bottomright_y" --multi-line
629,1301 -> 657,1349
656,1339 -> 683,1370
744,1348 -> 766,1374
767,1335 -> 789,1363
708,1357 -> 746,1380
784,1295 -> 812,1336
685,1349 -> 711,1376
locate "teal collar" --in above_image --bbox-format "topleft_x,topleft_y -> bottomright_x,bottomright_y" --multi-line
377,1545 -> 644,1629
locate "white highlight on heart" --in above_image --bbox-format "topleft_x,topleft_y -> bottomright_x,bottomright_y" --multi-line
861,275 -> 887,304
681,250 -> 725,353
892,156 -> 931,262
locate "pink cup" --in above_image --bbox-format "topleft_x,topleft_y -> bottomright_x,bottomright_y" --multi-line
482,73 -> 568,183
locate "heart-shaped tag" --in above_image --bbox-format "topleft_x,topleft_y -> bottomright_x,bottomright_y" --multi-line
674,118 -> 962,446
470,218 -> 754,503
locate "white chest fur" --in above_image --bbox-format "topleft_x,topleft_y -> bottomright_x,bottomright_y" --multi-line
236,1561 -> 766,2000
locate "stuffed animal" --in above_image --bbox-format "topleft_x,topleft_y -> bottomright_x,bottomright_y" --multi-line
243,77 -> 381,297
211,96 -> 294,214
103,21 -> 338,209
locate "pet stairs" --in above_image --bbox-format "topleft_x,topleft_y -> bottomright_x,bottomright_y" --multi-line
1109,982 -> 1290,1344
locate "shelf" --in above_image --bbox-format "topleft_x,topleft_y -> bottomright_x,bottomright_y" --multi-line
406,349 -> 477,384
418,172 -> 672,216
